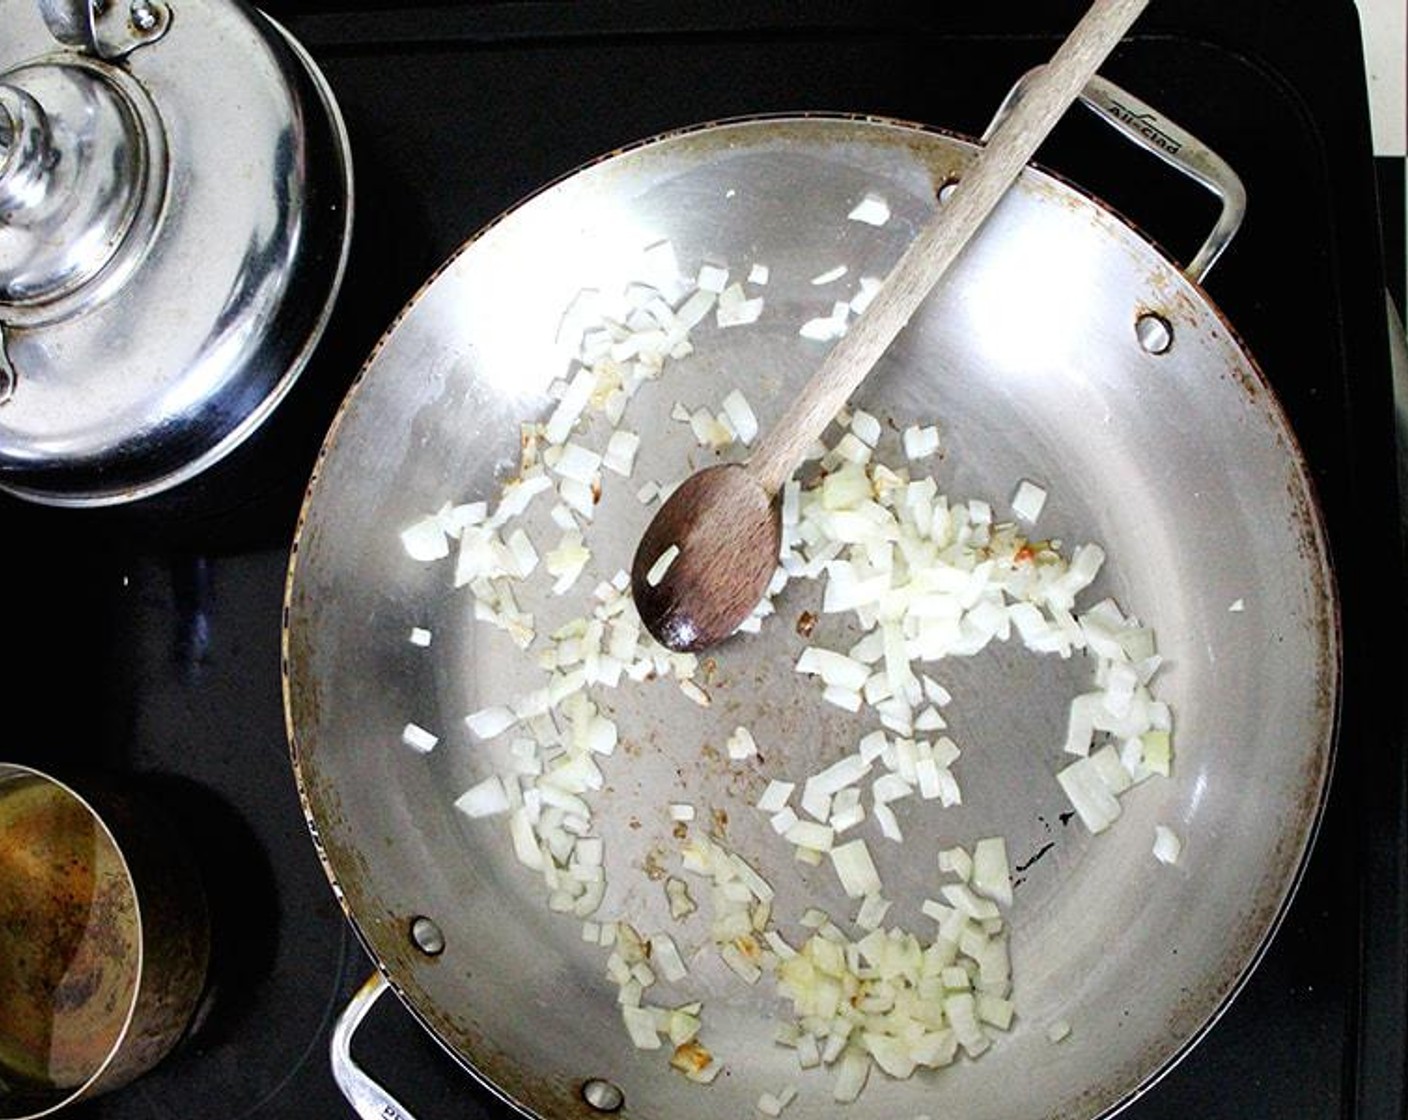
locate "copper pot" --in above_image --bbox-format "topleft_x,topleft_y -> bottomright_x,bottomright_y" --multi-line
0,764 -> 209,1118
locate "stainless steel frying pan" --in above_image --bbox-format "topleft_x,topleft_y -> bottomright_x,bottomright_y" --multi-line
283,81 -> 1337,1120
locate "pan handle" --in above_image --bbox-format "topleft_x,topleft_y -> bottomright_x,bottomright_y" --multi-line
983,70 -> 1246,285
330,972 -> 423,1120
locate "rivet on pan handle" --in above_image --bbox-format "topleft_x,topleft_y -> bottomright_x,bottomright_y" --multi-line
330,972 -> 422,1120
983,70 -> 1247,285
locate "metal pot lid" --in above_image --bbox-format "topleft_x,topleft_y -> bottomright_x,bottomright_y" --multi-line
0,0 -> 353,506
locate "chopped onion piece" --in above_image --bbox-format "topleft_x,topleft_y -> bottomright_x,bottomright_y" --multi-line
720,389 -> 759,444
679,679 -> 711,707
809,753 -> 872,796
795,647 -> 871,691
665,877 -> 697,919
830,839 -> 881,898
829,787 -> 865,833
651,933 -> 690,982
408,626 -> 432,647
455,775 -> 510,818
621,1005 -> 662,1050
716,284 -> 765,328
671,1040 -> 720,1082
400,722 -> 438,753
721,942 -> 763,983
603,430 -> 641,477
1153,824 -> 1183,865
465,705 -> 516,741
669,802 -> 695,822
941,882 -> 1000,921
1141,730 -> 1173,776
727,726 -> 759,760
971,837 -> 1012,907
1011,479 -> 1047,523
757,780 -> 795,813
730,852 -> 775,902
543,369 -> 594,445
849,409 -> 882,447
902,424 -> 940,460
938,846 -> 973,881
832,1048 -> 871,1103
1056,756 -> 1122,833
400,516 -> 449,562
645,545 -> 679,587
800,311 -> 848,342
873,801 -> 902,842
847,193 -> 891,226
697,263 -> 729,293
811,264 -> 848,285
849,276 -> 883,316
822,685 -> 862,712
551,441 -> 603,484
785,820 -> 835,852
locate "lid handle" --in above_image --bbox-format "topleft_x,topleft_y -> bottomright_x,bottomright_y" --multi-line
37,0 -> 171,60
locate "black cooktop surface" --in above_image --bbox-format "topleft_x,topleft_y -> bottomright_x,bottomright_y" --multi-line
4,3 -> 1402,1118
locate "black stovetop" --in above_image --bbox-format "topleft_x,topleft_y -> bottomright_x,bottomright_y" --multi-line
4,3 -> 1403,1118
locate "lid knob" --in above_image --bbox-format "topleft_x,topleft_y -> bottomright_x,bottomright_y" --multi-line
0,68 -> 156,311
0,0 -> 352,505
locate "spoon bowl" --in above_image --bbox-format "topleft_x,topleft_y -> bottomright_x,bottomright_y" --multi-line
630,463 -> 780,652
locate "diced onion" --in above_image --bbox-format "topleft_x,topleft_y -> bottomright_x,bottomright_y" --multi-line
847,193 -> 891,226
720,389 -> 759,444
400,722 -> 438,753
829,839 -> 881,898
756,780 -> 795,813
646,544 -> 680,587
1057,755 -> 1122,833
1153,824 -> 1183,865
465,705 -> 517,741
651,933 -> 690,982
727,726 -> 759,760
849,409 -> 882,447
938,846 -> 973,881
971,837 -> 1012,907
1011,479 -> 1047,523
785,820 -> 835,852
397,260 -> 1180,1106
621,1005 -> 662,1050
697,263 -> 729,293
603,430 -> 640,477
902,424 -> 940,460
400,516 -> 449,562
455,775 -> 510,818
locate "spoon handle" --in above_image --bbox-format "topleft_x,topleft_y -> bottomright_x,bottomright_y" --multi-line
746,0 -> 1149,496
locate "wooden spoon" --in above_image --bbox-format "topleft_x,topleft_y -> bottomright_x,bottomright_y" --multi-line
632,0 -> 1149,652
